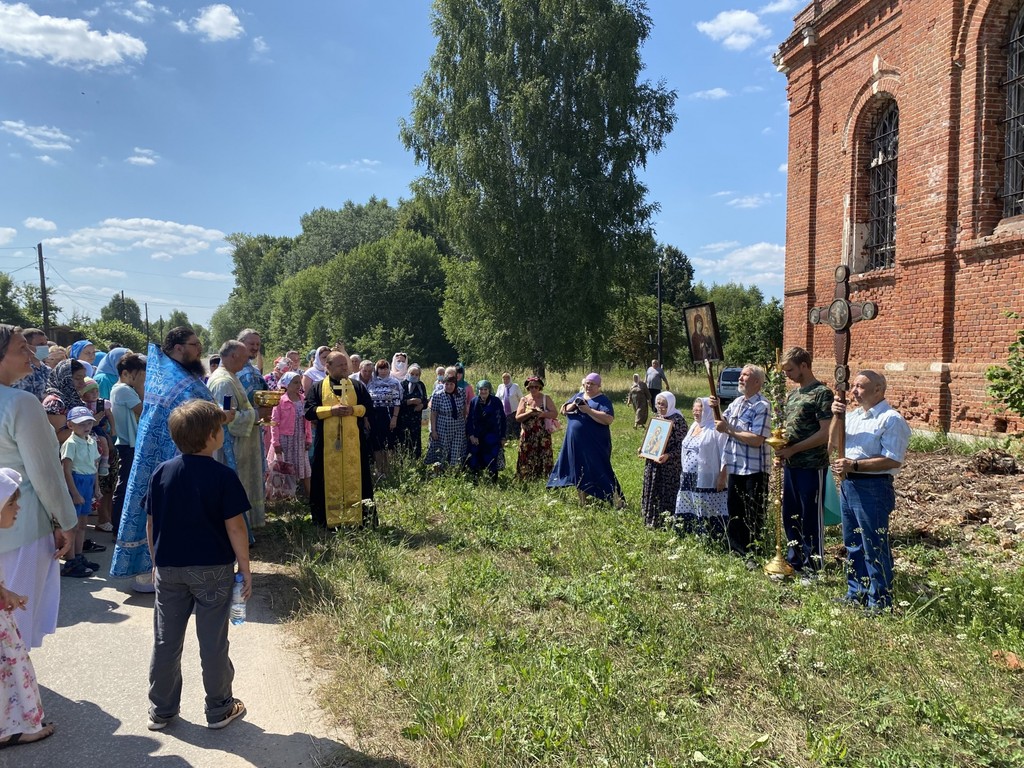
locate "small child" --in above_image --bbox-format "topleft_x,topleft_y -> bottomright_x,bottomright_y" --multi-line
81,377 -> 116,531
146,399 -> 251,731
0,468 -> 53,748
60,407 -> 100,578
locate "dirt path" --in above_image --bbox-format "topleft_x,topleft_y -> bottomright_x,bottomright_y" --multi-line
8,545 -> 378,768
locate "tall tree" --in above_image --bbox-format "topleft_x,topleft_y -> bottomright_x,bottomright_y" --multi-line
401,0 -> 676,375
99,293 -> 144,331
285,198 -> 400,273
0,274 -> 31,327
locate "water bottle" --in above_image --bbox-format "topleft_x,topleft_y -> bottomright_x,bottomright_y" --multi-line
230,572 -> 246,625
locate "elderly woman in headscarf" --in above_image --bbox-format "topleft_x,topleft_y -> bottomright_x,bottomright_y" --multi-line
398,363 -> 427,458
42,359 -> 87,443
547,372 -> 624,506
465,380 -> 506,480
626,373 -> 650,429
638,392 -> 687,528
93,347 -> 129,399
675,397 -> 729,541
69,339 -> 97,376
425,366 -> 466,469
301,346 -> 331,395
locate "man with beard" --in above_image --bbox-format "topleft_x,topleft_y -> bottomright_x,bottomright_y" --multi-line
305,349 -> 374,528
207,340 -> 262,530
110,327 -> 222,591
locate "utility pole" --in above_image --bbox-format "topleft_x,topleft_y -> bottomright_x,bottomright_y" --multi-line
36,243 -> 50,337
121,290 -> 126,323
144,303 -> 150,342
656,258 -> 663,365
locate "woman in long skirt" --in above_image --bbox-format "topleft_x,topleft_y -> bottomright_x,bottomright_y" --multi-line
639,392 -> 687,528
516,376 -> 556,480
675,398 -> 729,540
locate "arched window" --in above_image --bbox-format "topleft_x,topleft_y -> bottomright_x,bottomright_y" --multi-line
866,102 -> 898,270
1004,7 -> 1024,218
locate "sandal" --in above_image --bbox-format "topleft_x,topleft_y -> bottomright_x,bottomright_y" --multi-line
82,539 -> 106,553
0,722 -> 55,748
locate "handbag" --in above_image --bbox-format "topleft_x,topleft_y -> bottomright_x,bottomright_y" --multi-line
265,459 -> 297,501
544,417 -> 561,433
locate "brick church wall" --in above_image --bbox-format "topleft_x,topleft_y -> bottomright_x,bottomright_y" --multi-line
777,0 -> 1024,436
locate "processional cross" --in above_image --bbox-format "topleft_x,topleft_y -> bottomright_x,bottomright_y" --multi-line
808,265 -> 879,456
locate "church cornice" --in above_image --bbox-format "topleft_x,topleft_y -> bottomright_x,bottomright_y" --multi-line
775,0 -> 902,75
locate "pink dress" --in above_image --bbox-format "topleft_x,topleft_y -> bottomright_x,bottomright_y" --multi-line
0,567 -> 44,740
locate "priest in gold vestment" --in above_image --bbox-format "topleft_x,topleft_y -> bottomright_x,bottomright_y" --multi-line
305,350 -> 374,527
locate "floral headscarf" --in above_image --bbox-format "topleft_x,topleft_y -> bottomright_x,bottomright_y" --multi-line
44,359 -> 85,411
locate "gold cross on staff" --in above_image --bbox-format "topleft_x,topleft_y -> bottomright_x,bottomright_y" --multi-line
808,265 -> 879,398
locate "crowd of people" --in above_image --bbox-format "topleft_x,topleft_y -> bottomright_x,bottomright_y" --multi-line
0,321 -> 912,749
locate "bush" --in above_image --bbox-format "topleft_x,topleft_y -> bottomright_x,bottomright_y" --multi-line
986,312 -> 1024,426
84,319 -> 148,353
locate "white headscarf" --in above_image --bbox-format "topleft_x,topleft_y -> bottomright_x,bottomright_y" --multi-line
684,398 -> 728,490
391,352 -> 409,381
655,391 -> 682,419
304,346 -> 330,386
0,468 -> 22,510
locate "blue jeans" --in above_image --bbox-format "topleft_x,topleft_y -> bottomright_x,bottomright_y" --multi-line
782,466 -> 826,573
840,476 -> 895,608
149,564 -> 236,723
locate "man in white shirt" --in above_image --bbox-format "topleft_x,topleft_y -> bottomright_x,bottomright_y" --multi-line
495,372 -> 522,439
829,370 -> 911,615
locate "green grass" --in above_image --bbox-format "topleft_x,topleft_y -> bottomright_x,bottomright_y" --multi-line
260,370 -> 1024,768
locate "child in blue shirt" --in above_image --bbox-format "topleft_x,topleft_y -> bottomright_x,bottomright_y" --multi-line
145,399 -> 251,731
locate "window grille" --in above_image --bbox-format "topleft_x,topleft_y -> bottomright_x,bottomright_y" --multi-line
1004,8 -> 1024,217
866,102 -> 898,271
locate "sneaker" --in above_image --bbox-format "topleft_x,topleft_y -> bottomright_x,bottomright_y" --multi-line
207,699 -> 246,730
82,539 -> 107,553
147,714 -> 173,731
95,522 -> 114,533
83,558 -> 101,571
61,556 -> 94,578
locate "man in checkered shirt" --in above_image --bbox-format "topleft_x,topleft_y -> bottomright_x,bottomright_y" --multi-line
711,365 -> 771,563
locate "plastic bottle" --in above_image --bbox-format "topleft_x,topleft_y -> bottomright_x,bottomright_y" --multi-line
230,572 -> 246,625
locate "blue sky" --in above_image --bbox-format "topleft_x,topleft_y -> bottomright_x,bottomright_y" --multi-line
0,1 -> 801,329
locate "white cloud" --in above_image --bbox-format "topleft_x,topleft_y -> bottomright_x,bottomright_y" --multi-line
70,266 -> 127,279
700,240 -> 741,253
692,242 -> 786,292
44,217 -> 226,260
0,2 -> 146,68
690,87 -> 731,100
251,36 -> 268,54
0,120 -> 74,151
742,85 -> 766,94
711,190 -> 735,198
760,0 -> 800,14
726,193 -> 773,209
215,245 -> 232,255
150,252 -> 173,261
37,155 -> 58,166
696,11 -> 771,52
0,227 -> 16,245
317,158 -> 381,172
117,1 -> 167,24
778,162 -> 788,173
178,4 -> 244,42
23,216 -> 56,230
182,270 -> 232,281
126,147 -> 159,166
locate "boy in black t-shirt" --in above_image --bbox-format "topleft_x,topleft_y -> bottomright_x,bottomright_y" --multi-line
145,399 -> 251,731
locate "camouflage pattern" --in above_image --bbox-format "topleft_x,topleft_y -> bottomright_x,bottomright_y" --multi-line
783,380 -> 832,469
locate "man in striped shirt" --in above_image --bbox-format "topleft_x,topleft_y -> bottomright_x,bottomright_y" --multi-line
712,364 -> 771,563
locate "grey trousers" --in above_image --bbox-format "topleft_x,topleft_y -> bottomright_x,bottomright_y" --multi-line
149,564 -> 235,723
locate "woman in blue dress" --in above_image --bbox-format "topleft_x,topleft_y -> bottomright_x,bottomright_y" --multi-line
465,380 -> 506,480
547,372 -> 624,506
